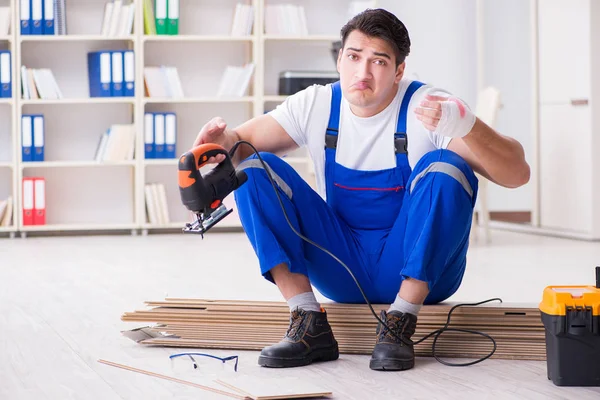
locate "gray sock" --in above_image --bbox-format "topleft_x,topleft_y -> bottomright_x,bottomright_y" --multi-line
287,292 -> 321,313
387,294 -> 422,316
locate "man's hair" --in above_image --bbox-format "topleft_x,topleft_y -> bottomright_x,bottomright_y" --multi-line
340,8 -> 411,67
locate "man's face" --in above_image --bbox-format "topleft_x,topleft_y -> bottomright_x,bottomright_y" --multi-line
337,30 -> 405,115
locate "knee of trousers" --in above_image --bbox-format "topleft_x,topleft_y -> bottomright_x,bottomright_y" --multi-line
408,149 -> 479,206
234,152 -> 294,201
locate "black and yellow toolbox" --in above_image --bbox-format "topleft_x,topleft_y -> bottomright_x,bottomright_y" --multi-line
539,267 -> 600,386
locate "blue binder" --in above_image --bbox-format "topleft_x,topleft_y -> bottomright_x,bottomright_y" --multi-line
21,115 -> 33,162
87,51 -> 112,97
153,113 -> 166,158
20,0 -> 31,35
123,50 -> 135,97
43,0 -> 55,35
32,114 -> 44,162
0,51 -> 11,98
111,51 -> 124,97
31,0 -> 43,35
165,112 -> 176,158
144,112 -> 155,159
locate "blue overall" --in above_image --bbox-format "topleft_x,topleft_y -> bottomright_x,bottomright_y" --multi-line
234,81 -> 478,305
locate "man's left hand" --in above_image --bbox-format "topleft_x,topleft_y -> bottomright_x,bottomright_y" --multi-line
414,94 -> 476,138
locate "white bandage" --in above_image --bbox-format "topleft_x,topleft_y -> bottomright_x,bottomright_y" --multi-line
433,97 -> 476,139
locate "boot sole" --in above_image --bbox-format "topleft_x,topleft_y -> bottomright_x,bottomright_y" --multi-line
369,358 -> 414,371
258,345 -> 339,368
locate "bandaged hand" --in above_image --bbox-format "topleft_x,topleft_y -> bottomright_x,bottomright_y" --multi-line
414,94 -> 476,138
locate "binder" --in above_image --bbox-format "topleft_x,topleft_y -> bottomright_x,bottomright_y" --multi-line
167,0 -> 179,35
33,177 -> 46,225
22,177 -> 34,225
43,0 -> 55,35
21,115 -> 33,162
87,51 -> 112,97
33,115 -> 44,162
123,50 -> 135,97
111,50 -> 124,96
144,112 -> 155,159
155,0 -> 167,35
154,113 -> 165,158
31,0 -> 43,35
0,51 -> 11,98
165,112 -> 176,158
20,0 -> 31,34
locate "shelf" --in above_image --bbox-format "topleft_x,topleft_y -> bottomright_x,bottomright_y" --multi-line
0,226 -> 16,232
142,221 -> 242,230
0,36 -> 10,41
21,161 -> 136,168
142,222 -> 188,229
263,35 -> 340,42
20,223 -> 137,232
144,97 -> 254,104
143,35 -> 254,42
144,159 -> 179,166
0,162 -> 13,168
0,98 -> 14,105
20,98 -> 136,106
264,95 -> 288,102
20,35 -> 135,42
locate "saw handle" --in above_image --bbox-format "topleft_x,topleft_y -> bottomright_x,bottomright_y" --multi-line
178,143 -> 247,214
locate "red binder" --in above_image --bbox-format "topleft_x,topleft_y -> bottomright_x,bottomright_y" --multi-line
33,177 -> 46,225
22,177 -> 34,226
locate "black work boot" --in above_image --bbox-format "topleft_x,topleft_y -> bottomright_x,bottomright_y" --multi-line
369,310 -> 418,371
258,307 -> 339,368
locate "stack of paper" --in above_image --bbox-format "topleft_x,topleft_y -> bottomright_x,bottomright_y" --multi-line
21,67 -> 63,100
0,196 -> 13,227
101,0 -> 135,36
144,67 -> 184,98
94,124 -> 136,161
144,183 -> 170,225
216,63 -> 255,97
264,4 -> 308,36
230,3 -> 254,36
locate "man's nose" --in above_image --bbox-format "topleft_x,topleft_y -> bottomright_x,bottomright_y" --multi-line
355,60 -> 372,79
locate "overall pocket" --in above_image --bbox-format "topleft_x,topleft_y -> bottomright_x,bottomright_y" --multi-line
331,182 -> 405,230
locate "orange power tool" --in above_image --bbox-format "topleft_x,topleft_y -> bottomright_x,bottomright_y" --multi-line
178,143 -> 247,236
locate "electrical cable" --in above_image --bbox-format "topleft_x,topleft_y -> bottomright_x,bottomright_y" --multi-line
229,140 -> 502,367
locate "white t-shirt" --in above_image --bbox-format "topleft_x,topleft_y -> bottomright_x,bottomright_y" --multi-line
268,79 -> 455,200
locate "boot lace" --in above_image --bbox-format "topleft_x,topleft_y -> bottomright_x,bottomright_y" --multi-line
377,313 -> 409,345
285,309 -> 306,339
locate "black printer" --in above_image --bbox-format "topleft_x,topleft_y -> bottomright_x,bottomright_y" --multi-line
278,71 -> 339,95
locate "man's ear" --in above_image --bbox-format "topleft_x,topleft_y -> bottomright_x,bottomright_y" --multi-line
395,61 -> 406,83
336,48 -> 342,74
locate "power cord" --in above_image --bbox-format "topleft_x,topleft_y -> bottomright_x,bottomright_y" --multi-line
229,140 -> 502,367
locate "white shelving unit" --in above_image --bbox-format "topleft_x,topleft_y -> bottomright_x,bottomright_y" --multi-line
0,0 -> 16,237
0,0 -> 377,237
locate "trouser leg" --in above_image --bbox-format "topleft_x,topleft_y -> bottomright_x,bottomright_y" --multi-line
376,149 -> 478,304
233,152 -> 377,303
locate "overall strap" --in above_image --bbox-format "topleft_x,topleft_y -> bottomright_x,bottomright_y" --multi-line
325,81 -> 342,150
395,80 -> 426,154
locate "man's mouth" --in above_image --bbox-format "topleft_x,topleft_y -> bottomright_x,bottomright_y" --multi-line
352,81 -> 370,90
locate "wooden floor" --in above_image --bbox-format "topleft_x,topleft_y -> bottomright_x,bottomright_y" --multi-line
2,228 -> 600,399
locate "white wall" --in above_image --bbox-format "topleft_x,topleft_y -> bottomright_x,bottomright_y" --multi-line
481,0 -> 534,212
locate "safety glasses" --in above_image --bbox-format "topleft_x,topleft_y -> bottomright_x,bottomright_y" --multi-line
169,352 -> 239,373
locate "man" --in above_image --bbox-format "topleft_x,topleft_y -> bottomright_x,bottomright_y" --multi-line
193,9 -> 530,371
